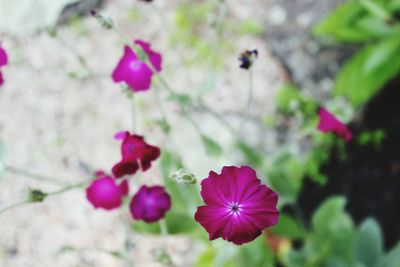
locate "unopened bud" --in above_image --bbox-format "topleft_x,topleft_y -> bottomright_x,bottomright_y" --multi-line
28,189 -> 48,202
169,168 -> 197,185
239,49 -> 258,70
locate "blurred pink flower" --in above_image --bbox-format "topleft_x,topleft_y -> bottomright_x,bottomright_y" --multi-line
0,45 -> 8,86
112,40 -> 162,92
130,185 -> 171,223
134,40 -> 162,72
112,131 -> 160,178
194,166 -> 279,245
86,173 -> 129,210
317,107 -> 352,142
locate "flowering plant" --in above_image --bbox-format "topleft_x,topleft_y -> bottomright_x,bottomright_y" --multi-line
0,1 -> 399,267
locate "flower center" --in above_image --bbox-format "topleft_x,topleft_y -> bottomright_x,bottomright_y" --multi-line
228,203 -> 241,215
129,61 -> 141,71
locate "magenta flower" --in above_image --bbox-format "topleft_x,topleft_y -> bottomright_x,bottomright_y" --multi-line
0,45 -> 8,86
86,172 -> 129,210
130,185 -> 171,223
134,40 -> 162,72
194,166 -> 279,245
112,131 -> 161,178
111,39 -> 162,92
317,107 -> 352,142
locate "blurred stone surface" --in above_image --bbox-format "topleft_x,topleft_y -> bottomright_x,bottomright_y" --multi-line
264,0 -> 355,100
0,0 -> 285,266
58,0 -> 104,24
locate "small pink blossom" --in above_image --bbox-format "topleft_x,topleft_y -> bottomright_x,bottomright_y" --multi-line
130,185 -> 171,223
0,45 -> 8,86
317,107 -> 352,142
134,40 -> 162,72
112,131 -> 160,178
86,172 -> 129,210
195,166 -> 279,245
111,40 -> 162,92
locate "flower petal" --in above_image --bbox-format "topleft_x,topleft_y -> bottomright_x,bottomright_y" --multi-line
317,107 -> 352,141
134,39 -> 162,72
112,160 -> 139,178
112,46 -> 153,92
0,46 -> 7,67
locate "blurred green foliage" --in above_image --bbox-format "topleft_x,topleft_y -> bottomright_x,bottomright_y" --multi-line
315,0 -> 400,107
170,1 -> 264,68
357,129 -> 386,148
288,197 -> 400,267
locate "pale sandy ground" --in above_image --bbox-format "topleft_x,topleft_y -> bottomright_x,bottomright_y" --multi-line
0,1 -> 285,266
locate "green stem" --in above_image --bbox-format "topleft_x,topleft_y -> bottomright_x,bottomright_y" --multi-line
6,166 -> 67,186
239,69 -> 254,133
0,181 -> 88,215
159,218 -> 168,238
131,93 -> 137,133
0,200 -> 30,214
47,181 -> 87,196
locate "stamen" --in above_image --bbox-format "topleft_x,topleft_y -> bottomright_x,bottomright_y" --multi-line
228,203 -> 241,215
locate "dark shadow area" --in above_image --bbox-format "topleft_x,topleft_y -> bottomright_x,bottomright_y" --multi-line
299,76 -> 400,249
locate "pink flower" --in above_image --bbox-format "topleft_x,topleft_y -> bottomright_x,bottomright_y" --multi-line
194,166 -> 279,245
130,185 -> 171,223
0,46 -> 7,67
0,45 -> 8,86
134,40 -> 162,72
112,131 -> 161,178
317,107 -> 352,142
111,40 -> 162,92
86,172 -> 129,210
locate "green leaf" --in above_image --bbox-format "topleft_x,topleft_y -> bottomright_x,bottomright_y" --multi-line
335,37 -> 400,107
160,150 -> 201,213
195,246 -> 216,267
356,16 -> 399,39
355,218 -> 383,266
168,93 -> 193,106
364,36 -> 400,72
132,211 -> 199,235
359,0 -> 390,20
110,251 -> 125,259
238,236 -> 274,267
195,245 -> 237,267
276,84 -> 302,114
389,0 -> 400,11
236,142 -> 264,168
267,153 -> 305,203
238,20 -> 264,36
156,118 -> 171,135
312,197 -> 355,262
201,135 -> 223,157
160,149 -> 183,178
379,242 -> 400,267
313,1 -> 374,43
270,214 -> 305,240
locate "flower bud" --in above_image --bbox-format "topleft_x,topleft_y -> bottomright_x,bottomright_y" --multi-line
239,49 -> 258,70
28,189 -> 48,202
169,168 -> 197,185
